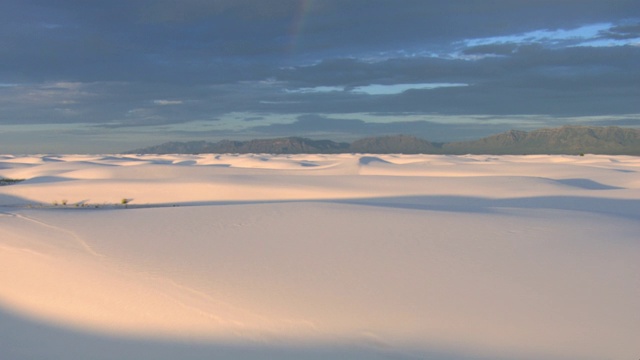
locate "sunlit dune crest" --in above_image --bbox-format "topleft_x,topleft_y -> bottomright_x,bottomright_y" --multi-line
1,154 -> 639,360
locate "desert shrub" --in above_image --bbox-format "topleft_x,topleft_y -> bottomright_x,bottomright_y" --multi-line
0,178 -> 25,186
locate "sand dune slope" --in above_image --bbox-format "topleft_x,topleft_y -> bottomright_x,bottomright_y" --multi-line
1,154 -> 639,360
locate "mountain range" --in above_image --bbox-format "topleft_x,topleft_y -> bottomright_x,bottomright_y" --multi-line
125,126 -> 640,155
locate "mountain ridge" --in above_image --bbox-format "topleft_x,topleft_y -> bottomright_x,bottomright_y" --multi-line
125,126 -> 640,155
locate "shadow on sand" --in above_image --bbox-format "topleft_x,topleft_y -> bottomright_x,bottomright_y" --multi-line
332,195 -> 640,221
5,193 -> 639,222
0,307 -> 517,360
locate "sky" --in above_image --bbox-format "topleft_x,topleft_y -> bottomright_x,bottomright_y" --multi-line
1,0 -> 639,153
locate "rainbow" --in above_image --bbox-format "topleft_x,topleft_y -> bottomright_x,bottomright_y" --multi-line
287,0 -> 314,54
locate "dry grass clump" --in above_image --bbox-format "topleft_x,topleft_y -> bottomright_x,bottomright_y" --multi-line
0,178 -> 25,186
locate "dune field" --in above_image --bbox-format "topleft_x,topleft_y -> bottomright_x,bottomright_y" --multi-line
1,153 -> 639,360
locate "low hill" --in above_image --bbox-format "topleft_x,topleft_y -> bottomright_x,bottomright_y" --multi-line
125,126 -> 640,155
350,135 -> 441,154
443,126 -> 640,155
126,137 -> 350,154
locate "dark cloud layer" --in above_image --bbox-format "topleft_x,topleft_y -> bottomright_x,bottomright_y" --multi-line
1,0 -> 639,152
245,114 -> 506,141
3,0 -> 639,82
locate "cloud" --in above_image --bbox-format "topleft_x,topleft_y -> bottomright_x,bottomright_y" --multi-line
243,116 -> 265,122
285,86 -> 344,94
250,114 -> 367,133
461,23 -> 614,49
244,114 -> 508,141
599,22 -> 640,40
462,43 -> 518,56
276,57 -> 474,88
583,116 -> 640,127
351,83 -> 468,95
3,1 -> 637,84
2,40 -> 638,132
0,81 -> 224,126
153,100 -> 184,105
137,0 -> 305,23
272,43 -> 640,116
285,83 -> 469,95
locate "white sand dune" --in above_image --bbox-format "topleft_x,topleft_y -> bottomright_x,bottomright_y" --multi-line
1,154 -> 639,360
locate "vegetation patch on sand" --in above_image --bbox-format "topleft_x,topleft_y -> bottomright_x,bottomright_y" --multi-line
0,178 -> 25,186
